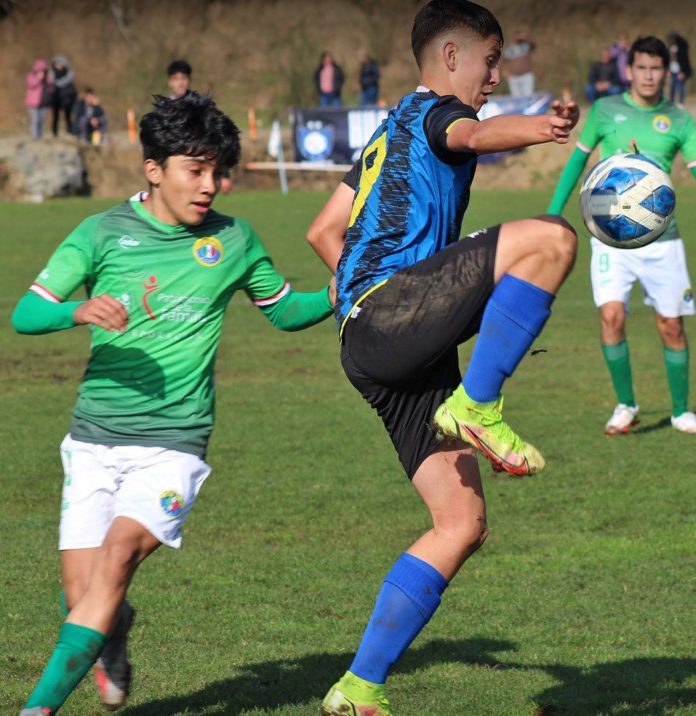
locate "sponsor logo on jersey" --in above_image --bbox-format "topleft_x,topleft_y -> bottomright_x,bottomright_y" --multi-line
160,490 -> 184,517
142,276 -> 159,319
614,113 -> 628,123
193,237 -> 223,266
653,115 -> 671,133
684,288 -> 694,304
118,293 -> 131,308
118,235 -> 141,248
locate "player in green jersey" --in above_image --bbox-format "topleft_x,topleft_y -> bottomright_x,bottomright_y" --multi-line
12,92 -> 335,716
548,36 -> 696,435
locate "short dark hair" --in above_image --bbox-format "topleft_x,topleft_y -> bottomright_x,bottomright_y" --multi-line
628,36 -> 669,68
167,59 -> 192,77
411,0 -> 503,68
139,92 -> 241,171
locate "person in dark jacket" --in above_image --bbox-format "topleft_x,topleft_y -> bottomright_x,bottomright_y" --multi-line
667,32 -> 692,106
314,51 -> 345,107
74,87 -> 108,144
50,54 -> 77,136
585,48 -> 623,102
359,52 -> 380,105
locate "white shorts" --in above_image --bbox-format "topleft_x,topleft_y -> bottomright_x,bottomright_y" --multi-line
59,435 -> 211,551
590,237 -> 695,318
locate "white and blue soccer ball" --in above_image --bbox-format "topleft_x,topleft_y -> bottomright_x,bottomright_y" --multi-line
579,153 -> 676,249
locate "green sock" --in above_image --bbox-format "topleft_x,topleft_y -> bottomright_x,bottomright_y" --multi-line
602,341 -> 635,406
664,347 -> 689,417
25,622 -> 107,710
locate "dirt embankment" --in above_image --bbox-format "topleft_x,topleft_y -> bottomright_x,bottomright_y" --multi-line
1,0 -> 694,195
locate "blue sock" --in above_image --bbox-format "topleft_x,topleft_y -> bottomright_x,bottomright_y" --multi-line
464,274 -> 554,402
349,553 -> 448,684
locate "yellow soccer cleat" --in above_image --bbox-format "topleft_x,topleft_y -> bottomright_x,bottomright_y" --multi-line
433,385 -> 545,476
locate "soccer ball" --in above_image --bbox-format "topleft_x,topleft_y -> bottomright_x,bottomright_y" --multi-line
579,153 -> 676,249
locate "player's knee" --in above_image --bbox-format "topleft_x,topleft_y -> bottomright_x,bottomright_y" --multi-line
453,514 -> 489,557
539,215 -> 578,270
100,542 -> 140,585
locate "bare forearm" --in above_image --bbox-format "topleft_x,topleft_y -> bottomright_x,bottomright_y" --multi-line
452,114 -> 561,154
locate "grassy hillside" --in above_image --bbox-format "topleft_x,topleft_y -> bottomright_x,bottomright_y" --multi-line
2,0 -> 695,137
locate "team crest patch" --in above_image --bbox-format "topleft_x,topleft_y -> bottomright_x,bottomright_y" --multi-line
684,288 -> 694,304
193,237 -> 223,267
160,490 -> 185,517
653,115 -> 671,133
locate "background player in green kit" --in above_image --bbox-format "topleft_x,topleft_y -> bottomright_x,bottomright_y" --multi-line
11,92 -> 335,716
549,36 -> 696,435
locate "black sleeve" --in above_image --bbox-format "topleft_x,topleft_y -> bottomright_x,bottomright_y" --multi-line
423,96 -> 479,164
342,161 -> 360,190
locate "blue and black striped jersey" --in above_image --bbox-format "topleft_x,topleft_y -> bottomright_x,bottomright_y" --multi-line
335,89 -> 479,329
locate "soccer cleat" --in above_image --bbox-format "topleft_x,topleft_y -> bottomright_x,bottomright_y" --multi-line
94,601 -> 135,711
432,385 -> 545,476
671,410 -> 696,433
321,684 -> 394,716
19,709 -> 53,716
604,404 -> 640,435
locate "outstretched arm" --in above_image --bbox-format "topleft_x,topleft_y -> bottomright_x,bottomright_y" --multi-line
13,291 -> 128,335
447,100 -> 580,154
306,180 -> 354,273
547,146 -> 592,215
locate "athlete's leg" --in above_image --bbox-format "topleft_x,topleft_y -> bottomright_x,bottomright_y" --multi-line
436,217 -> 576,474
23,518 -> 160,714
61,549 -> 98,610
322,444 -> 485,716
655,313 -> 692,425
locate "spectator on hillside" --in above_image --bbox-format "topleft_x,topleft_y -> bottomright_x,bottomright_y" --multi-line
358,52 -> 380,105
667,32 -> 691,106
167,59 -> 192,98
502,31 -> 535,97
610,32 -> 631,90
74,87 -> 108,145
585,48 -> 623,102
50,55 -> 77,136
25,58 -> 52,139
314,51 -> 345,107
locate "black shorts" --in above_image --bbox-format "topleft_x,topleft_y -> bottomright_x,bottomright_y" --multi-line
340,226 -> 499,478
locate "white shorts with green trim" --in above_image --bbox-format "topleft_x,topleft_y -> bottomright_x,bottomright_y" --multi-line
590,237 -> 694,318
58,434 -> 211,550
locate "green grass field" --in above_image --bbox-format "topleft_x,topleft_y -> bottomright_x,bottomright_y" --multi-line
1,186 -> 695,716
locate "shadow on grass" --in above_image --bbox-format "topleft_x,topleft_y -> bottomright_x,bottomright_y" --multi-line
631,416 -> 673,435
121,637 -> 515,715
122,638 -> 696,716
531,656 -> 696,716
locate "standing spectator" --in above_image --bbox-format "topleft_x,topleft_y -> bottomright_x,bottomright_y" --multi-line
50,55 -> 77,136
25,59 -> 52,139
167,59 -> 192,98
667,32 -> 692,107
610,32 -> 631,90
74,87 -> 108,145
314,51 -> 345,107
502,30 -> 535,97
359,51 -> 380,105
585,48 -> 623,102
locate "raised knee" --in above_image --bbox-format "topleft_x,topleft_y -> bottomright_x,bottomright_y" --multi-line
101,542 -> 139,583
542,215 -> 578,268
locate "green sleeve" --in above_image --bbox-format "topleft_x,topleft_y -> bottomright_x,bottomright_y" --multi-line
547,147 -> 591,215
680,113 -> 696,166
259,286 -> 334,331
691,166 -> 696,180
30,215 -> 98,300
12,291 -> 84,334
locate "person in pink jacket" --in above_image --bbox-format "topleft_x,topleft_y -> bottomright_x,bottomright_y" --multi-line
25,59 -> 52,139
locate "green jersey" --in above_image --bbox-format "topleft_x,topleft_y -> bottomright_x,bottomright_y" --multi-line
576,93 -> 696,239
30,195 -> 293,457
